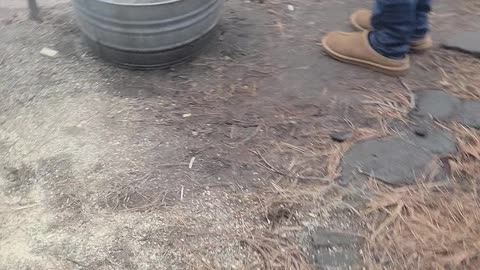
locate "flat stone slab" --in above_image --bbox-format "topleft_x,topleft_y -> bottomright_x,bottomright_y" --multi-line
314,248 -> 363,270
457,101 -> 480,129
312,230 -> 364,248
413,90 -> 480,129
341,129 -> 456,186
342,136 -> 434,186
406,127 -> 457,157
411,90 -> 461,121
340,89 -> 480,187
312,230 -> 364,269
443,32 -> 480,57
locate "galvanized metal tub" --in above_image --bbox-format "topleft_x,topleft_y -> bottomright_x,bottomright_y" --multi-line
72,0 -> 224,68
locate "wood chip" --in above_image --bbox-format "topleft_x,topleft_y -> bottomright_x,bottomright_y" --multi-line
189,157 -> 196,169
40,48 -> 58,58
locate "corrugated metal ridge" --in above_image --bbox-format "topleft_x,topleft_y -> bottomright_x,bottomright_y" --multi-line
80,13 -> 220,52
73,0 -> 218,29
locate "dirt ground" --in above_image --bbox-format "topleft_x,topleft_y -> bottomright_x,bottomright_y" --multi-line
1,0 -> 480,269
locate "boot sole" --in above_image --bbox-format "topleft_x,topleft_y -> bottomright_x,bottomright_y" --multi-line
321,36 -> 409,76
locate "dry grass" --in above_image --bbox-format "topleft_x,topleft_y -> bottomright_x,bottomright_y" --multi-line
362,90 -> 413,122
238,141 -> 344,269
360,80 -> 414,136
450,125 -> 480,180
361,50 -> 480,269
261,182 -> 343,225
461,0 -> 480,15
241,232 -> 313,270
435,53 -> 480,100
236,108 -> 406,269
233,112 -> 387,269
365,125 -> 480,270
236,181 -> 346,270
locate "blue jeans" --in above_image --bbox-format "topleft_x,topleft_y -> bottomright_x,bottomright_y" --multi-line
369,0 -> 431,59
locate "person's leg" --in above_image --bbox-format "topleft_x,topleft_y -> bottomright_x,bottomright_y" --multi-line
369,0 -> 417,59
412,0 -> 431,41
349,1 -> 433,51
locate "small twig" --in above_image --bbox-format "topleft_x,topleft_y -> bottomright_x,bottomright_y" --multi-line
251,149 -> 288,177
398,77 -> 412,92
157,163 -> 189,167
224,120 -> 259,128
370,202 -> 404,241
398,77 -> 415,109
226,125 -> 261,147
188,157 -> 196,169
0,204 -> 38,213
251,149 -> 331,183
66,258 -> 86,267
295,175 -> 331,183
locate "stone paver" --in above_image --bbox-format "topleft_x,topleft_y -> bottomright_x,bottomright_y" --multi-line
411,90 -> 461,121
341,135 -> 438,186
407,128 -> 457,157
312,230 -> 364,270
312,230 -> 363,248
413,90 -> 480,129
339,89 -> 480,187
314,248 -> 363,270
443,32 -> 480,57
457,101 -> 480,129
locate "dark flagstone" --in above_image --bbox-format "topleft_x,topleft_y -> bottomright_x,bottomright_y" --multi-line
443,32 -> 480,57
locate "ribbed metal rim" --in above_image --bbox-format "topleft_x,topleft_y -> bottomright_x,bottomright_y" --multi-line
94,0 -> 182,7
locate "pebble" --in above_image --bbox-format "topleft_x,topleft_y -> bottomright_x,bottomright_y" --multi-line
413,126 -> 428,137
335,176 -> 349,187
40,47 -> 58,58
330,131 -> 353,143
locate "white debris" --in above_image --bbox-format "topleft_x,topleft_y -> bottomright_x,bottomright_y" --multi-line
40,47 -> 58,58
287,4 -> 295,11
188,157 -> 196,169
182,113 -> 192,118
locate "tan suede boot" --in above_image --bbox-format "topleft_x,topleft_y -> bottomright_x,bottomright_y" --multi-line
350,9 -> 433,52
321,31 -> 410,76
350,9 -> 373,31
